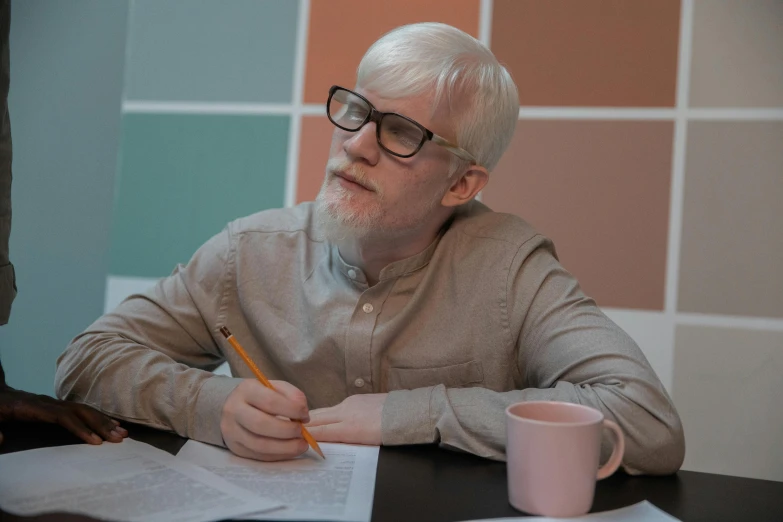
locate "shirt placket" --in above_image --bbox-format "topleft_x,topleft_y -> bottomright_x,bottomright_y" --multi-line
343,282 -> 393,395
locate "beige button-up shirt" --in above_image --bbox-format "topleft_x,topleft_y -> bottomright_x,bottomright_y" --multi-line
55,201 -> 684,475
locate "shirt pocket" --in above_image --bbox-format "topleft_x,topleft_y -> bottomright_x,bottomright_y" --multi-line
387,360 -> 484,390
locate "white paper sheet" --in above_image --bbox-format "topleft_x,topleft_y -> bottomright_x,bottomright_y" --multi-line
177,440 -> 379,522
461,500 -> 681,522
0,438 -> 282,522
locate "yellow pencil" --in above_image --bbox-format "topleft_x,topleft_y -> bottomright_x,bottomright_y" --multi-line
219,326 -> 325,459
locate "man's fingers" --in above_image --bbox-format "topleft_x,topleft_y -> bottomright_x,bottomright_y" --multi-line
268,380 -> 310,417
0,389 -> 125,444
75,405 -> 125,443
54,409 -> 102,445
306,422 -> 345,442
233,442 -> 307,462
235,424 -> 309,460
306,406 -> 341,427
244,381 -> 309,422
235,403 -> 303,440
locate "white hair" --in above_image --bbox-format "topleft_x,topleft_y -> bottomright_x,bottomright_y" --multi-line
356,22 -> 519,174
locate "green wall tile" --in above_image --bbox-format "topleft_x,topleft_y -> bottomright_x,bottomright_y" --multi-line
125,0 -> 299,103
110,113 -> 289,277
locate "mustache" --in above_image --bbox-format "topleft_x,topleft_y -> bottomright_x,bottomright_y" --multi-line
326,158 -> 380,193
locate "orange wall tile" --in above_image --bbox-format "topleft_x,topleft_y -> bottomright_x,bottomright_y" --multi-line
492,0 -> 680,107
297,116 -> 334,203
483,120 -> 673,310
304,0 -> 480,103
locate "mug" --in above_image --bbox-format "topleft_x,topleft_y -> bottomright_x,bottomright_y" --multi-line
505,401 -> 625,517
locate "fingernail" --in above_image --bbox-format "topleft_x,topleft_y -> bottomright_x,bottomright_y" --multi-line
116,427 -> 128,436
110,429 -> 121,438
90,433 -> 102,443
111,419 -> 120,426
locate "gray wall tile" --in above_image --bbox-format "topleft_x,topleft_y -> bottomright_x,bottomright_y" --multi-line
678,122 -> 783,318
125,0 -> 298,103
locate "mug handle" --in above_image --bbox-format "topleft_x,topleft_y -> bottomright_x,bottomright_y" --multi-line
596,419 -> 625,480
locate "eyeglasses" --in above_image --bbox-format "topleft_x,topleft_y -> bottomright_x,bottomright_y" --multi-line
326,85 -> 477,164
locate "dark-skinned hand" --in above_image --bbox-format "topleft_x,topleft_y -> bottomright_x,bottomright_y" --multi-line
0,384 -> 128,446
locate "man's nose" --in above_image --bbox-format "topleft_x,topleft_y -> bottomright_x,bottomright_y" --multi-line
343,122 -> 380,166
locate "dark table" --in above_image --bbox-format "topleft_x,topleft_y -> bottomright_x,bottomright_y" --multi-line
1,421 -> 782,522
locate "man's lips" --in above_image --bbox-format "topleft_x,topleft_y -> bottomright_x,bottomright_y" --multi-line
333,170 -> 373,191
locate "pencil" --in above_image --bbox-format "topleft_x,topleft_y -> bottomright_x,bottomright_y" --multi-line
219,326 -> 325,459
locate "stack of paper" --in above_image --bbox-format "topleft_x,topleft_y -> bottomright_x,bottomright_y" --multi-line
0,438 -> 380,522
0,439 -> 280,522
177,440 -> 379,521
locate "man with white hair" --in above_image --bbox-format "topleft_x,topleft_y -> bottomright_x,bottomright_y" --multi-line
55,23 -> 684,474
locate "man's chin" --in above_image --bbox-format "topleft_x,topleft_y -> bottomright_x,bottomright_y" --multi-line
315,201 -> 363,242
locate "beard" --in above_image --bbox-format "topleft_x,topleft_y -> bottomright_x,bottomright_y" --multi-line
315,158 -> 386,242
314,157 -> 451,243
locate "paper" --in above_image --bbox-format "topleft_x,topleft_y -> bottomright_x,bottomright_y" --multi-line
177,440 -> 379,521
0,438 -> 282,522
461,500 -> 681,522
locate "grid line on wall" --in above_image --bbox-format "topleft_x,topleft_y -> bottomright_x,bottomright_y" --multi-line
665,0 -> 694,324
284,0 -> 312,208
478,0 -> 493,48
122,102 -> 783,122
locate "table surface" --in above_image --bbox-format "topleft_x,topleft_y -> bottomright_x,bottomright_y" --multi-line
1,421 -> 782,522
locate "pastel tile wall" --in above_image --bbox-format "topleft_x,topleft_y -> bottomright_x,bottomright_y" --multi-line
108,0 -> 783,481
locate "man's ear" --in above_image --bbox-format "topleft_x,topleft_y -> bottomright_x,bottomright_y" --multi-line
441,165 -> 489,207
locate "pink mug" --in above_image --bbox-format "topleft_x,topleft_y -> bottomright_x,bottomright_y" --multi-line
505,401 -> 625,517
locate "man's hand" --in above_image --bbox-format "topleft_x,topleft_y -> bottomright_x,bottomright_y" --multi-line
0,386 -> 128,446
306,393 -> 387,445
220,379 -> 311,462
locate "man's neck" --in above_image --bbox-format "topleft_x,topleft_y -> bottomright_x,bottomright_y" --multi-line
338,216 -> 450,286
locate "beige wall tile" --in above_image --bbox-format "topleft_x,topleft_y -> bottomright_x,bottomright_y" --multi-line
673,325 -> 783,481
678,122 -> 783,318
690,0 -> 783,107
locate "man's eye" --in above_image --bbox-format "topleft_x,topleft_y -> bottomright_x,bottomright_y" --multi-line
346,105 -> 366,120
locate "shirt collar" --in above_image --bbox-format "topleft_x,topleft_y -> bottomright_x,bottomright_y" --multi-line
331,215 -> 455,284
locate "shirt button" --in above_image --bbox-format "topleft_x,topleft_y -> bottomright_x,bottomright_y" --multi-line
347,269 -> 357,279
354,378 -> 365,388
362,303 -> 374,313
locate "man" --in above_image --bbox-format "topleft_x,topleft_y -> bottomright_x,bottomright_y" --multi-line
56,23 -> 684,473
0,0 -> 127,445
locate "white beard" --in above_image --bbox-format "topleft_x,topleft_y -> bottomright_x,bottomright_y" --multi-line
314,157 -> 452,243
314,159 -> 384,242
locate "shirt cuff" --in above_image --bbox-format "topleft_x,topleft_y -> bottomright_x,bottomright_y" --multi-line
191,375 -> 243,447
381,386 -> 436,445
